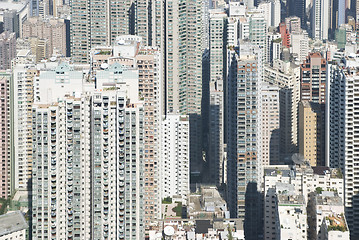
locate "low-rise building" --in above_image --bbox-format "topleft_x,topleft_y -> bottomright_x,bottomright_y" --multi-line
307,191 -> 350,240
264,163 -> 344,239
148,219 -> 244,240
0,211 -> 28,240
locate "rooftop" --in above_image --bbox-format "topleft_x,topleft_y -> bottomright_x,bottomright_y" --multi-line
0,0 -> 28,12
326,214 -> 348,232
316,193 -> 342,206
0,211 -> 28,237
278,194 -> 305,206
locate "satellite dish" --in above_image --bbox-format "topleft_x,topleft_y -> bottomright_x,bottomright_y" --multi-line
164,226 -> 175,236
101,63 -> 109,69
292,153 -> 305,165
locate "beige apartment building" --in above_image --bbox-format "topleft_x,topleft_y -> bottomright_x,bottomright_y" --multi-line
22,17 -> 66,56
299,101 -> 324,166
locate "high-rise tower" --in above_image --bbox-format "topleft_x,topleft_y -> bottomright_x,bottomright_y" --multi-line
327,55 -> 359,239
227,43 -> 263,239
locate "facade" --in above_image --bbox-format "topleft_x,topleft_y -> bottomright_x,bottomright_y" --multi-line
285,16 -> 301,34
1,1 -> 30,38
70,0 -> 134,63
0,71 -> 10,199
161,114 -> 190,199
278,192 -> 307,240
299,101 -> 325,166
22,17 -> 67,56
0,211 -> 28,240
0,31 -> 16,70
327,55 -> 359,238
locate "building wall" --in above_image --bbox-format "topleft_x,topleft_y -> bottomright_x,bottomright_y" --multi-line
227,44 -> 263,230
0,72 -> 10,199
0,229 -> 26,240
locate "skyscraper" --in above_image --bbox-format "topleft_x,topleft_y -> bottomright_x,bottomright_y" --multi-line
0,71 -> 10,199
207,9 -> 227,185
90,35 -> 164,227
264,60 -> 301,161
300,53 -> 327,103
70,0 -> 136,63
299,101 -> 324,166
12,63 -> 38,191
161,114 -> 190,199
328,55 -> 359,238
227,43 -> 263,239
31,61 -> 146,239
261,83 -> 280,165
312,0 -> 330,40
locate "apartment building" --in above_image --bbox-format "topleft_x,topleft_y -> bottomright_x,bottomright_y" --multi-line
161,114 -> 190,199
0,71 -> 10,199
327,54 -> 359,238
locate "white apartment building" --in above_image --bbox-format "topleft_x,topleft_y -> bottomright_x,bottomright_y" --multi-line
249,15 -> 268,61
264,60 -> 301,161
12,63 -> 39,191
267,31 -> 281,64
291,31 -> 309,64
32,90 -> 145,240
226,43 -> 263,240
307,192 -> 350,240
261,83 -> 280,165
90,36 -> 164,226
227,18 -> 238,46
264,164 -> 344,240
208,10 -> 227,185
31,60 -> 147,239
161,114 -> 189,199
311,0 -> 329,40
327,54 -> 359,238
257,0 -> 280,28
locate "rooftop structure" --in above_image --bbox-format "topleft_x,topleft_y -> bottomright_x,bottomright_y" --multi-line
188,186 -> 229,219
0,211 -> 28,238
148,219 -> 244,240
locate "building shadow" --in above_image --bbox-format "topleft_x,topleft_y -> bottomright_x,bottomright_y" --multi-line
244,182 -> 264,240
